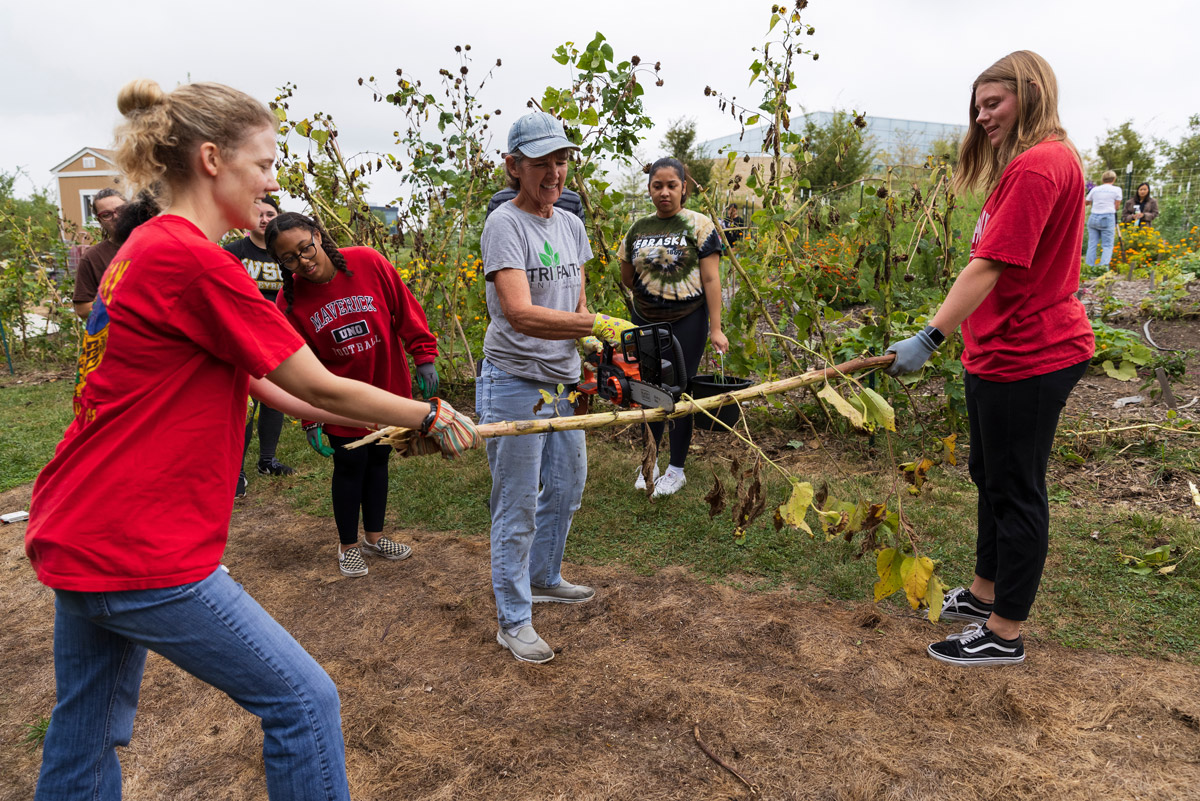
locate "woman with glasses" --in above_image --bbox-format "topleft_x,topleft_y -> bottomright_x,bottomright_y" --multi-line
26,79 -> 480,800
266,211 -> 439,578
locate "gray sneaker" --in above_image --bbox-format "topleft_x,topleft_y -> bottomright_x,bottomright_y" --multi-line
530,580 -> 595,604
497,625 -> 555,663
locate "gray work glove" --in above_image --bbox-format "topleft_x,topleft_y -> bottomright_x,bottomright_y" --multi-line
885,329 -> 939,376
415,362 -> 440,399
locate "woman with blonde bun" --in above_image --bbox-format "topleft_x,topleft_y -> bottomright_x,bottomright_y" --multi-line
25,79 -> 481,800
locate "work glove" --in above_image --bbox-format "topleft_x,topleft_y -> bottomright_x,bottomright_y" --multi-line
885,329 -> 939,376
415,361 -> 440,399
578,336 -> 604,355
592,313 -> 637,345
401,399 -> 483,459
302,421 -> 336,457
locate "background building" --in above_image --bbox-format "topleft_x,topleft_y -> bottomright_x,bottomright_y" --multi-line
50,147 -> 122,243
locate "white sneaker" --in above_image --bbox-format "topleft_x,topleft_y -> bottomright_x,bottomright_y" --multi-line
652,469 -> 686,498
634,462 -> 661,491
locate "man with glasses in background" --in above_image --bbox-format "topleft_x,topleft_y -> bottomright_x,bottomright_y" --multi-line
73,188 -> 127,320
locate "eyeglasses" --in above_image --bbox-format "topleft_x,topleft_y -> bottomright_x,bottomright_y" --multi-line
95,207 -> 125,222
275,234 -> 317,269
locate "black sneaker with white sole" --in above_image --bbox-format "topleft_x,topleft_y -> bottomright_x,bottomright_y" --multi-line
257,457 -> 295,477
940,586 -> 994,624
928,622 -> 1025,666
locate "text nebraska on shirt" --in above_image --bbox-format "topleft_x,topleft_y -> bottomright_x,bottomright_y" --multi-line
310,295 -> 379,333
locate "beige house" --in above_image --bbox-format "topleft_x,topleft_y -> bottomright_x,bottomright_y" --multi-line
51,147 -> 122,243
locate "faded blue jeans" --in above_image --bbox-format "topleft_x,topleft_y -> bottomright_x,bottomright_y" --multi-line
476,359 -> 587,631
35,567 -> 349,801
1086,212 -> 1117,267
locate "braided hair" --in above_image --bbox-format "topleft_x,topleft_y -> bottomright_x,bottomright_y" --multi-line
264,211 -> 352,313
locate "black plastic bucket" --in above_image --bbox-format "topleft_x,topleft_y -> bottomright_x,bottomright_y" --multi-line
690,374 -> 753,431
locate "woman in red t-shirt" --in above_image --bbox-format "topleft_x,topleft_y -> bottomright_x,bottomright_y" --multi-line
886,51 -> 1094,667
267,211 -> 439,578
25,79 -> 480,800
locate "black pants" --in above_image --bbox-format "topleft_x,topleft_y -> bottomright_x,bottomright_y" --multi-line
965,359 -> 1087,621
326,435 -> 392,546
631,303 -> 709,469
242,401 -> 284,463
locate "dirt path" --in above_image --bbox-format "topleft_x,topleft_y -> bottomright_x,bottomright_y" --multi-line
3,481 -> 1199,801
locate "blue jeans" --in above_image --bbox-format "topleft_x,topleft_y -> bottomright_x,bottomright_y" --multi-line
1086,213 -> 1116,267
36,567 -> 349,801
476,360 -> 587,631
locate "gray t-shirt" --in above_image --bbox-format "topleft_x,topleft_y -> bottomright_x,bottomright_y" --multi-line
481,202 -> 593,384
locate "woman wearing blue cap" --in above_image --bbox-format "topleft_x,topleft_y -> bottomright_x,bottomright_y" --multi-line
477,111 -> 634,663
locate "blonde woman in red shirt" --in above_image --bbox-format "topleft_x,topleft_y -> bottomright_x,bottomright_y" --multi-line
886,51 -> 1094,666
25,79 -> 479,800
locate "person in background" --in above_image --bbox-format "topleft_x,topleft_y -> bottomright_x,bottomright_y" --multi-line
478,110 -> 635,664
618,157 -> 729,498
1084,169 -> 1122,267
722,202 -> 745,247
27,78 -> 480,801
1122,182 -> 1158,228
267,211 -> 440,579
73,188 -> 127,319
226,195 -> 293,495
487,184 -> 586,225
886,50 -> 1093,667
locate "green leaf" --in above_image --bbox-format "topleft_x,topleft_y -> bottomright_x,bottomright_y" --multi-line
580,107 -> 599,127
311,129 -> 329,148
858,387 -> 896,432
745,114 -> 760,126
924,572 -> 946,622
538,389 -> 555,404
539,252 -> 552,267
1102,359 -> 1138,381
272,106 -> 288,123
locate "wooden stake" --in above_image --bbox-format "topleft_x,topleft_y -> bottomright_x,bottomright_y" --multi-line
347,354 -> 895,449
1156,367 -> 1179,411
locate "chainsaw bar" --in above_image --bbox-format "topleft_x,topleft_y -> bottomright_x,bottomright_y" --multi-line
628,380 -> 675,412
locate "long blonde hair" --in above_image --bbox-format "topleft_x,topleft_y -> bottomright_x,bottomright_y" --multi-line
114,79 -> 276,206
953,51 -> 1080,195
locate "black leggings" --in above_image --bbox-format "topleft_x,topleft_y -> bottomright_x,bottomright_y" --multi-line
631,303 -> 709,469
965,359 -> 1087,621
242,401 -> 284,462
326,435 -> 392,546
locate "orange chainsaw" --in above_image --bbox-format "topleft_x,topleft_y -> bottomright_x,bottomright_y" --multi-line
578,322 -> 687,412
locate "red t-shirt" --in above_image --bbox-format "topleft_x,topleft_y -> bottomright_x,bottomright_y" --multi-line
278,246 -> 437,438
963,140 -> 1095,381
25,215 -> 304,591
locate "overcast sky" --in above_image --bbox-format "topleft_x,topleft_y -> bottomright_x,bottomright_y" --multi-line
2,0 -> 1195,204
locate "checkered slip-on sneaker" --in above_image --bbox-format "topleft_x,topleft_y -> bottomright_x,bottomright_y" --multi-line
337,546 -> 369,577
928,622 -> 1025,666
940,587 -> 994,624
360,536 -> 413,561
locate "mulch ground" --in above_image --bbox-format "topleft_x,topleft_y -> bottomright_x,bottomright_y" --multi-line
3,478 -> 1200,801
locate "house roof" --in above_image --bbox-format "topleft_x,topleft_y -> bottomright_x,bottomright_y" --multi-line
50,147 -> 118,174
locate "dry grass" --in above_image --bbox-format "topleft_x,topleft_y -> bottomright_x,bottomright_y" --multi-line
3,481 -> 1200,801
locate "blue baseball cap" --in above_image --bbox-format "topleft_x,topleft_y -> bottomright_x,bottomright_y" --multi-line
506,111 -> 579,158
